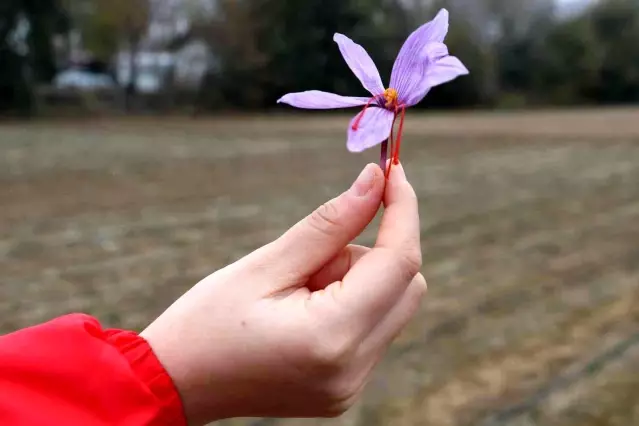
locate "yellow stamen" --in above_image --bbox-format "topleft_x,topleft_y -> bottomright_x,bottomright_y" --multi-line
383,88 -> 398,109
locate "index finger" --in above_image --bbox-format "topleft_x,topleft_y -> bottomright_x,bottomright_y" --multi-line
337,162 -> 422,335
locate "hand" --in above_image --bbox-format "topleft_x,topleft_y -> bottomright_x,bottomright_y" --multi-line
141,163 -> 426,425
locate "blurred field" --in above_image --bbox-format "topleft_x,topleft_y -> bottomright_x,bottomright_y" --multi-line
1,108 -> 639,426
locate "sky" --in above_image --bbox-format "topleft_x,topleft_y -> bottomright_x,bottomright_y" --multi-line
556,0 -> 593,14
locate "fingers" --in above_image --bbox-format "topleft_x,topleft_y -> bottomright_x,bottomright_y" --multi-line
360,273 -> 427,354
333,163 -> 422,334
265,164 -> 384,283
376,163 -> 421,255
306,245 -> 369,292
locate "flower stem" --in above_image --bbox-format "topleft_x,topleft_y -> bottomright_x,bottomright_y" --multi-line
386,112 -> 399,178
380,139 -> 388,172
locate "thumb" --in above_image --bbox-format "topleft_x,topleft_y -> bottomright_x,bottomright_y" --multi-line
263,163 -> 385,283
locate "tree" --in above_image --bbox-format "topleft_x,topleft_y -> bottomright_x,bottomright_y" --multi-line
588,0 -> 639,103
534,14 -> 603,104
192,0 -> 399,109
0,0 -> 69,115
79,0 -> 150,109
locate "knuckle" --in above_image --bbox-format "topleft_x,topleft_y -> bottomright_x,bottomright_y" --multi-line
311,342 -> 350,371
320,381 -> 359,417
321,398 -> 354,418
307,331 -> 353,371
321,406 -> 348,418
399,247 -> 423,277
307,200 -> 342,237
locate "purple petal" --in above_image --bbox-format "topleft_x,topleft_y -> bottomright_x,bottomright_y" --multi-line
403,55 -> 469,106
334,33 -> 385,96
425,56 -> 469,88
424,42 -> 449,62
347,107 -> 395,153
390,8 -> 449,97
278,91 -> 370,109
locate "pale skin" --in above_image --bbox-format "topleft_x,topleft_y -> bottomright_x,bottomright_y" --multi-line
141,162 -> 426,425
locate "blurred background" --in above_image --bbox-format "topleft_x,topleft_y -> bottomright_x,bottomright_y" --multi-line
1,0 -> 638,425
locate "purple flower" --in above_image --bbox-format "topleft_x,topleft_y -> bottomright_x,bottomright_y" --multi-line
277,9 -> 468,171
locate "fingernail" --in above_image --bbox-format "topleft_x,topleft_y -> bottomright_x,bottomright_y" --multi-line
351,164 -> 376,197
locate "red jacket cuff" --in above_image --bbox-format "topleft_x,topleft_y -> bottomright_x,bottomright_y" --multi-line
104,325 -> 186,426
0,314 -> 187,426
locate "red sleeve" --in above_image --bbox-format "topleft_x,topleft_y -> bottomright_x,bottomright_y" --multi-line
0,314 -> 186,426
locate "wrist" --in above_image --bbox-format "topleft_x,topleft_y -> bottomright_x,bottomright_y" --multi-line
140,318 -> 233,425
107,328 -> 187,425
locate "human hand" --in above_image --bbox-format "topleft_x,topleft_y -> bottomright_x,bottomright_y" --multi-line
141,163 -> 426,425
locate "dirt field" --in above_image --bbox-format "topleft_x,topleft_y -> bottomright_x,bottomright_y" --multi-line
1,108 -> 638,426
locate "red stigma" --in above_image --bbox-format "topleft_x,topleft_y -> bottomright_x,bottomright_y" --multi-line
351,95 -> 383,131
352,90 -> 406,179
385,103 -> 406,179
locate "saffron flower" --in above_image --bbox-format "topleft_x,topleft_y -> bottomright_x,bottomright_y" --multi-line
277,9 -> 468,175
